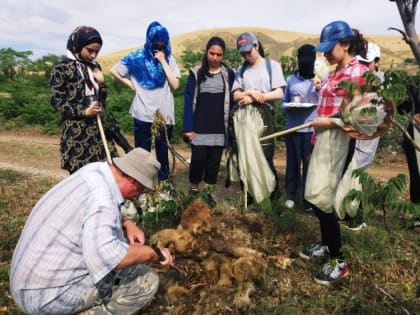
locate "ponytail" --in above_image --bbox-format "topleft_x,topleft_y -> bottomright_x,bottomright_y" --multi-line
339,28 -> 367,58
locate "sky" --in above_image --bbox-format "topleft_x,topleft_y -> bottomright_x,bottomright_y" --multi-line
0,0 -> 418,60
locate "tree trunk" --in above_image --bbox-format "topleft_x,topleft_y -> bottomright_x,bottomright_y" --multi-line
392,0 -> 420,66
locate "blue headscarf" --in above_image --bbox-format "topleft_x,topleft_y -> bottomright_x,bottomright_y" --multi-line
122,21 -> 172,89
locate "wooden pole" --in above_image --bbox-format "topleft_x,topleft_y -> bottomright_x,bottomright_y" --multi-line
259,122 -> 312,142
97,114 -> 112,164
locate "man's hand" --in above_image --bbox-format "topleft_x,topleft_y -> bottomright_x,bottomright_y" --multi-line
153,246 -> 174,268
123,219 -> 145,245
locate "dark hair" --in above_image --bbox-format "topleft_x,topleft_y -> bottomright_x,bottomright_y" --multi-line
339,28 -> 367,58
196,36 -> 226,85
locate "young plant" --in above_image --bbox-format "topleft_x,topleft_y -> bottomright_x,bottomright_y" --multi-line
344,169 -> 419,231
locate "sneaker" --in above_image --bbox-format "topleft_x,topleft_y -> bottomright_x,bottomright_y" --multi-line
304,207 -> 313,212
345,222 -> 367,231
314,260 -> 349,286
284,199 -> 295,209
299,244 -> 329,260
189,186 -> 199,195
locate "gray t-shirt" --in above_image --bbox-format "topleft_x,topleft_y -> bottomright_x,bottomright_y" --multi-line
114,56 -> 180,124
232,59 -> 286,94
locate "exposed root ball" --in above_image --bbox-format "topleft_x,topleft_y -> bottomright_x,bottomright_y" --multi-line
180,198 -> 211,234
150,227 -> 197,255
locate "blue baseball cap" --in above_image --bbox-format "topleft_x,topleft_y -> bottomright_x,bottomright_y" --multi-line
315,21 -> 354,52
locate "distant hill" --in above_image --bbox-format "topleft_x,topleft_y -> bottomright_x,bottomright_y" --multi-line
98,26 -> 417,74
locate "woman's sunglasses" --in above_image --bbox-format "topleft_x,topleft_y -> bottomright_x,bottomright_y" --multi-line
152,43 -> 166,51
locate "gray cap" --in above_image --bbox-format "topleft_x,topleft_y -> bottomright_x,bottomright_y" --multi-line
113,148 -> 160,190
237,32 -> 258,52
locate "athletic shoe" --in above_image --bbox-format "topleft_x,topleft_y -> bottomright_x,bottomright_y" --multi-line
344,222 -> 367,231
299,244 -> 329,260
304,207 -> 313,212
189,186 -> 199,195
314,260 -> 349,286
284,199 -> 295,209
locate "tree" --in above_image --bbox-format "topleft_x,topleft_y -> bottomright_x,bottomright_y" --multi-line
27,54 -> 63,78
389,0 -> 420,66
0,48 -> 32,79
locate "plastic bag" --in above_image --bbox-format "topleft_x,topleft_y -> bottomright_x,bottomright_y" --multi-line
334,159 -> 362,220
340,92 -> 390,138
232,105 -> 276,203
305,128 -> 349,212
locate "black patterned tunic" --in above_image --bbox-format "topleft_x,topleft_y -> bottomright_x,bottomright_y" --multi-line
49,58 -> 117,173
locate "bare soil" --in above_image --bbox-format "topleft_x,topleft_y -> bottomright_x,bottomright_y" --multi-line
1,128 -> 416,315
0,128 -> 409,187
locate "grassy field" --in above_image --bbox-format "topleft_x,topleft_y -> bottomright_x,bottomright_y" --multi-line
1,166 -> 419,315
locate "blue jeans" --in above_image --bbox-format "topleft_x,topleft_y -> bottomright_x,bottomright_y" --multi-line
285,132 -> 313,208
134,119 -> 173,181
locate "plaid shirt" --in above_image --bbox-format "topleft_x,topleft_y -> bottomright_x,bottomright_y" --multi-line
317,58 -> 368,117
10,162 -> 128,314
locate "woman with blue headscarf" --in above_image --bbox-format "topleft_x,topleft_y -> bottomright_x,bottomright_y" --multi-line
111,21 -> 180,181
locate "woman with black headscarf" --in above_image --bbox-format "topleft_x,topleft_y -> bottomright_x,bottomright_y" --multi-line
183,36 -> 235,198
50,25 -> 117,174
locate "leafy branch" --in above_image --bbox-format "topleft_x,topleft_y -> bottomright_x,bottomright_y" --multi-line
344,169 -> 419,231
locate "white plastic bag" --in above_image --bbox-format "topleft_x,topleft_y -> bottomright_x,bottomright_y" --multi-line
305,128 -> 349,213
334,159 -> 362,220
341,92 -> 387,137
233,105 -> 276,203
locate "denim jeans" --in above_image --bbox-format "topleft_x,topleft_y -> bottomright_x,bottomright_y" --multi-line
134,118 -> 173,180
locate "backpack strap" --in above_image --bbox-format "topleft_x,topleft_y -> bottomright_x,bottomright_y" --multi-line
265,58 -> 272,90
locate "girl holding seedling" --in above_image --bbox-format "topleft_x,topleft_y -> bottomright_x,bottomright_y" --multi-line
300,20 -> 369,285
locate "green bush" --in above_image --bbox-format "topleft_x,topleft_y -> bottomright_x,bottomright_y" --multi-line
0,51 -> 417,154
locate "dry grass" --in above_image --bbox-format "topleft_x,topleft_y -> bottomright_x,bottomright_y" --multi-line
1,167 -> 419,315
98,26 -> 418,73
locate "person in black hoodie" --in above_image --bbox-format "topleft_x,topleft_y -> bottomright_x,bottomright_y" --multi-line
397,85 -> 420,204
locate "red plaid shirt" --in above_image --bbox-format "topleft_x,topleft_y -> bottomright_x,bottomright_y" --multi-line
317,58 -> 369,117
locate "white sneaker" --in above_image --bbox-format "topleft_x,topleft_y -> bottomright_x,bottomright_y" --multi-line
299,244 -> 329,260
345,222 -> 367,231
284,200 -> 295,209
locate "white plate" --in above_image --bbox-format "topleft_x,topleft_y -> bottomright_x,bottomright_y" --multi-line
284,102 -> 317,108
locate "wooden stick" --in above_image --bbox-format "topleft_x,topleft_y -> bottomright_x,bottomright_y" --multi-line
392,118 -> 420,152
97,114 -> 112,164
259,122 -> 312,142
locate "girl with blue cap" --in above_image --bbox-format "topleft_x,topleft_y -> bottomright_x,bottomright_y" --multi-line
300,20 -> 369,286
